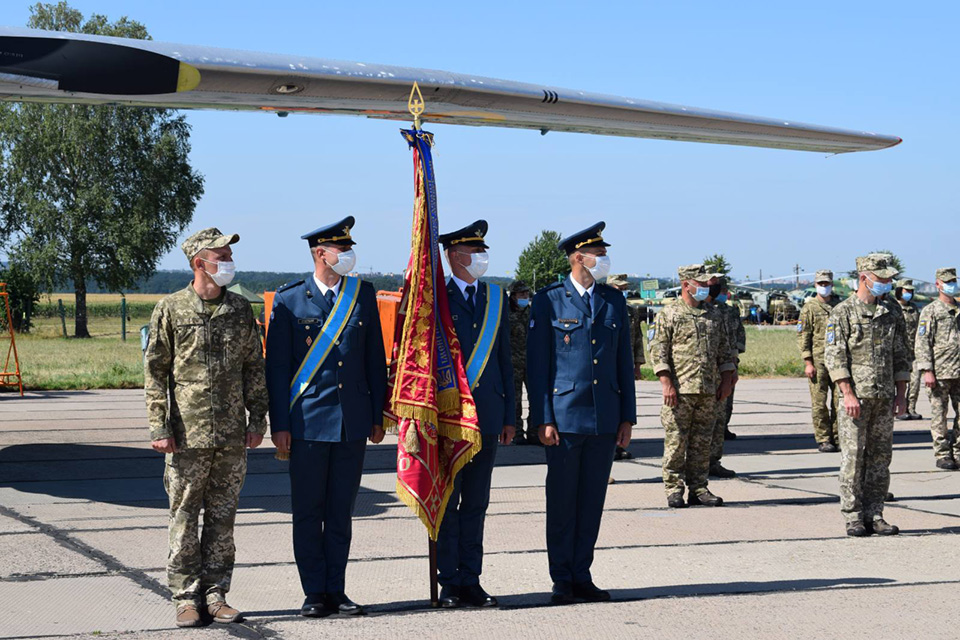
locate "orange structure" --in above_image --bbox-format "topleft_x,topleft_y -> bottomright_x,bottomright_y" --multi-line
0,283 -> 24,396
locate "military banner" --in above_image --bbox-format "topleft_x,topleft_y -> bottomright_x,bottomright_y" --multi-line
383,127 -> 481,540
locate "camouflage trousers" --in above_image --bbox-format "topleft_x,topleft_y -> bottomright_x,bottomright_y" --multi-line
907,364 -> 921,415
164,446 -> 247,605
838,396 -> 893,525
662,393 -> 716,496
929,378 -> 960,461
808,365 -> 839,445
710,389 -> 735,464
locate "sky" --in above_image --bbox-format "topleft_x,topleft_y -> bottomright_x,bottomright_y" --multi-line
3,1 -> 957,283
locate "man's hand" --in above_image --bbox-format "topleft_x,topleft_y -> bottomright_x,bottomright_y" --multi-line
634,364 -> 643,380
246,433 -> 263,449
732,370 -> 740,387
804,361 -> 816,380
893,394 -> 907,417
616,422 -> 632,449
660,376 -> 678,408
844,393 -> 861,419
369,425 -> 385,444
718,372 -> 733,401
924,371 -> 937,389
539,424 -> 560,446
272,430 -> 291,455
151,437 -> 177,454
500,425 -> 516,445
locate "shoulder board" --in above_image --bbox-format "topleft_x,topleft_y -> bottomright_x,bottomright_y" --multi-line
543,281 -> 564,291
277,279 -> 305,293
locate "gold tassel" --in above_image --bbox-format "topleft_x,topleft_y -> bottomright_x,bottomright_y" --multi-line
436,387 -> 460,414
402,422 -> 421,454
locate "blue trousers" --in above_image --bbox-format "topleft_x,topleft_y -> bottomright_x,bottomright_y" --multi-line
545,432 -> 616,585
289,438 -> 366,595
437,435 -> 499,587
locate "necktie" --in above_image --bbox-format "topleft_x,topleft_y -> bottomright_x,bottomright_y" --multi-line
325,290 -> 336,307
582,292 -> 592,316
466,285 -> 476,313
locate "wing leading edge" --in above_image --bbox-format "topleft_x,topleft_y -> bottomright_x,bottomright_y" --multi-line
0,26 -> 900,153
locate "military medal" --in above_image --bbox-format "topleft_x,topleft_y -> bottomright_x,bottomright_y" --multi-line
306,335 -> 313,346
564,334 -> 571,345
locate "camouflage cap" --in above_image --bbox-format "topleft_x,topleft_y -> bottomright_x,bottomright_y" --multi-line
896,278 -> 915,290
936,267 -> 957,282
815,269 -> 834,283
678,264 -> 716,281
855,254 -> 899,279
508,280 -> 531,295
606,273 -> 630,288
181,227 -> 240,260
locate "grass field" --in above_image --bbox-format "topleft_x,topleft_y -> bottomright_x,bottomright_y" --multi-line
2,319 -> 804,392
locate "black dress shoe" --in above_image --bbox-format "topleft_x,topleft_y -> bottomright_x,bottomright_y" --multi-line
724,427 -> 737,440
550,582 -> 582,606
325,592 -> 365,615
300,593 -> 328,617
438,585 -> 460,608
460,584 -> 498,607
614,446 -> 634,460
572,581 -> 611,602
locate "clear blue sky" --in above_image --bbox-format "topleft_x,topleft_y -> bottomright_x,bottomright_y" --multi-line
4,1 -> 957,283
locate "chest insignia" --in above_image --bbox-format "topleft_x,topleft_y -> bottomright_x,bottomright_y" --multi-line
564,334 -> 571,345
306,335 -> 313,347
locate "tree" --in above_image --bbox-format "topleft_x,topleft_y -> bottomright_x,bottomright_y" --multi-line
0,258 -> 40,333
704,253 -> 732,275
0,3 -> 204,337
515,230 -> 569,291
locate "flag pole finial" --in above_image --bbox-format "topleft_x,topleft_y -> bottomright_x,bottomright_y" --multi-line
408,81 -> 425,130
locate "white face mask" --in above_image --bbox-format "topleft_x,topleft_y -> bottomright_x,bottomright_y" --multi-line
585,254 -> 611,281
816,285 -> 833,297
325,248 -> 356,276
464,251 -> 489,279
200,258 -> 236,287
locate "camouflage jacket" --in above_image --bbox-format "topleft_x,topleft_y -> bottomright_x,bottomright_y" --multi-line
824,294 -> 911,399
915,298 -> 960,379
714,301 -> 745,365
625,303 -> 646,366
650,300 -> 735,395
898,301 -> 920,357
798,295 -> 840,365
509,306 -> 529,378
144,284 -> 269,448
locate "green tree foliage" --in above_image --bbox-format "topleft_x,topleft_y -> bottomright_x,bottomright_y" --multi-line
0,258 -> 41,332
515,230 -> 569,291
703,253 -> 732,275
0,3 -> 204,337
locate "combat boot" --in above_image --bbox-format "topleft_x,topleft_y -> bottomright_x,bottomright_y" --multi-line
935,457 -> 958,470
207,600 -> 241,623
688,489 -> 723,507
709,463 -> 737,478
666,492 -> 687,508
175,604 -> 201,628
818,442 -> 838,453
869,518 -> 899,536
845,522 -> 869,537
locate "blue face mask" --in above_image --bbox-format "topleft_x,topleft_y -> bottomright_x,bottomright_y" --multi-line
865,276 -> 893,297
902,291 -> 913,302
943,281 -> 960,296
692,285 -> 710,302
716,293 -> 728,304
517,298 -> 530,308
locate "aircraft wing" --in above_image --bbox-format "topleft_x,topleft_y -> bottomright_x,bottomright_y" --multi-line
0,26 -> 900,154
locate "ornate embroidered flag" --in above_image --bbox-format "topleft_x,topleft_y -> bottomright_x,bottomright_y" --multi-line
383,128 -> 481,540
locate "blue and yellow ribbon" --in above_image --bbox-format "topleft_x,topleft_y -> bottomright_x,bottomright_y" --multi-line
464,283 -> 503,390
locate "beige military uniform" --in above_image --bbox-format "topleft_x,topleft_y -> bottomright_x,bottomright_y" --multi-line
798,295 -> 842,444
825,279 -> 910,525
711,301 -> 745,464
898,300 -> 922,414
145,229 -> 268,609
915,297 -> 960,461
651,283 -> 735,497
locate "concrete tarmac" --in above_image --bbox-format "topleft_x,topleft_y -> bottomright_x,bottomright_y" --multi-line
1,379 -> 958,639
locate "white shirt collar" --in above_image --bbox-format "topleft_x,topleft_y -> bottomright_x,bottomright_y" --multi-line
569,275 -> 595,298
313,274 -> 341,298
450,274 -> 479,300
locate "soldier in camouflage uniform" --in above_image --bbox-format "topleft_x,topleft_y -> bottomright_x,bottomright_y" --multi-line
144,228 -> 269,627
707,277 -> 745,477
894,279 -> 923,420
824,254 -> 909,537
508,281 -> 535,445
650,264 -> 734,508
606,274 -> 646,459
915,267 -> 960,469
798,270 -> 842,452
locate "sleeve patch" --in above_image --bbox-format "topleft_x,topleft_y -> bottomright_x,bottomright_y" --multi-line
796,322 -> 803,333
826,322 -> 835,345
647,327 -> 655,341
529,319 -> 535,329
919,320 -> 926,336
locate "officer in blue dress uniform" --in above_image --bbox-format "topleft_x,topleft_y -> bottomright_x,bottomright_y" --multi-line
265,216 -> 387,617
435,220 -> 515,608
526,221 -> 636,605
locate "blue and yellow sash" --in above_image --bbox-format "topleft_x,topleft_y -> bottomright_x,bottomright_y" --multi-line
289,276 -> 361,410
464,283 -> 503,390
